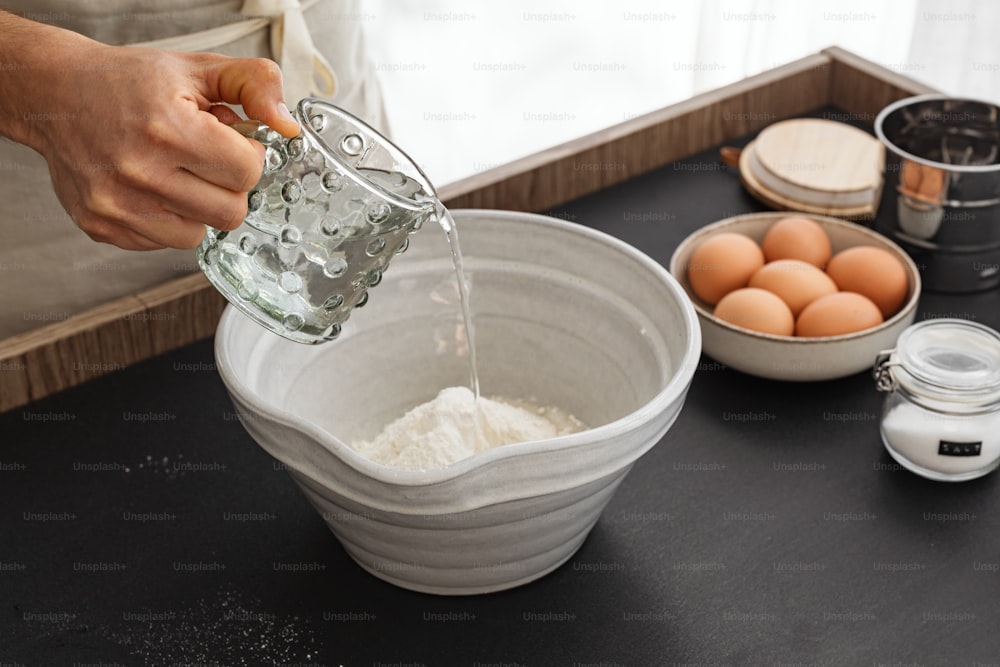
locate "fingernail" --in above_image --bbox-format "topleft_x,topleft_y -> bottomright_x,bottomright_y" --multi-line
276,102 -> 297,126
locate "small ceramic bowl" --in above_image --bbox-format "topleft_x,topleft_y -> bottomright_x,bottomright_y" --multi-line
668,212 -> 920,381
216,209 -> 701,595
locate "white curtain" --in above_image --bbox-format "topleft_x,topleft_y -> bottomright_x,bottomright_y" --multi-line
692,0 -> 917,93
361,0 -> 996,185
906,0 -> 1000,99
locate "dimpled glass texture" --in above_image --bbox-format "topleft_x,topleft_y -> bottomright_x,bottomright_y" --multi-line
197,98 -> 437,344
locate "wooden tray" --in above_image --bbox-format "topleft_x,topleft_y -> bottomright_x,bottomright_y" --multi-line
0,47 -> 936,412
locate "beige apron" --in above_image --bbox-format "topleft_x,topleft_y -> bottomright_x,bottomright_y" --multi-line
0,0 -> 388,338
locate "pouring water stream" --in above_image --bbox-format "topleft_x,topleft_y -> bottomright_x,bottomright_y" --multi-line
434,203 -> 481,402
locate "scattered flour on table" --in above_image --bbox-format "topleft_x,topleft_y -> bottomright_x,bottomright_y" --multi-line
351,386 -> 587,471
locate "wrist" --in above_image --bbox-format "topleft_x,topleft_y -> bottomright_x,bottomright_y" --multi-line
0,10 -> 100,151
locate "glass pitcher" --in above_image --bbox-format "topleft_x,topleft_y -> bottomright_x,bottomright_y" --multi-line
197,98 -> 437,344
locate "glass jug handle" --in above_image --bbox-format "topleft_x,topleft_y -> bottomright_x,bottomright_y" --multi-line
231,119 -> 270,142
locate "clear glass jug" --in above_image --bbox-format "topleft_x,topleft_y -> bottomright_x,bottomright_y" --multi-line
197,98 -> 437,344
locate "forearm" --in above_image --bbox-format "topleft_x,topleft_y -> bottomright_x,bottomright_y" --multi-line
0,9 -> 98,150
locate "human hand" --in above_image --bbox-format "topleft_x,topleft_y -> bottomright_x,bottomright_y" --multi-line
2,17 -> 300,250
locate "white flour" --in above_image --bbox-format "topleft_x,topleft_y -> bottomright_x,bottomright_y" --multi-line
351,386 -> 586,470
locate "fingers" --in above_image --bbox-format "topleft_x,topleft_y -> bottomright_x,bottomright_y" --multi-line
102,226 -> 169,251
183,57 -> 300,192
173,117 -> 266,193
67,114 -> 257,249
109,132 -> 256,239
106,164 -> 247,247
156,167 -> 250,233
99,213 -> 204,250
71,186 -> 208,250
73,214 -> 170,251
200,57 -> 301,138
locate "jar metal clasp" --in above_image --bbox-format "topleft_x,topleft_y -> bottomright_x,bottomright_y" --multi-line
873,350 -> 898,393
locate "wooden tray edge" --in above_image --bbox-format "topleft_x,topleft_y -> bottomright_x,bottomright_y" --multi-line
822,45 -> 939,117
439,51 -> 834,210
1,274 -> 226,411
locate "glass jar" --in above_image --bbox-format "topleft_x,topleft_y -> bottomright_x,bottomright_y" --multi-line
873,318 -> 1000,481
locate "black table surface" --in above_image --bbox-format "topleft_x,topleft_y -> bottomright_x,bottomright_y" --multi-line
4,109 -> 1000,666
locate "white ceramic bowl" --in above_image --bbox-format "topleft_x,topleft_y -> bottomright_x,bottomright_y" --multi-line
669,212 -> 920,381
215,209 -> 701,595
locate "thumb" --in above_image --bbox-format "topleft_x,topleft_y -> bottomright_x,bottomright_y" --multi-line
200,57 -> 301,138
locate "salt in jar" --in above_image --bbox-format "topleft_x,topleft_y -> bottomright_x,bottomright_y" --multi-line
873,318 -> 1000,481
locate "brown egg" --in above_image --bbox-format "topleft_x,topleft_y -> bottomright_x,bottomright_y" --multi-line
687,233 -> 765,305
714,287 -> 795,336
825,246 -> 909,318
901,160 -> 919,192
900,161 -> 946,200
795,292 -> 884,337
761,217 -> 832,268
748,259 -> 838,317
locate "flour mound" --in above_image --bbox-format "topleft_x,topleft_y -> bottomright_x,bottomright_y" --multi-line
351,386 -> 586,471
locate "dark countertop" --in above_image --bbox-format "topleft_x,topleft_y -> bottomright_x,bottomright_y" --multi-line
3,111 -> 1000,666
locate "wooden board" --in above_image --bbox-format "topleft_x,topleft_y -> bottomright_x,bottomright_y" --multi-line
0,47 -> 938,413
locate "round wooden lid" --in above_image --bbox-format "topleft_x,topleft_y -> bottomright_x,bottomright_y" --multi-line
737,118 -> 884,219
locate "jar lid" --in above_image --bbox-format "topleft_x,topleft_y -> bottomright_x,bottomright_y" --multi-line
893,318 -> 1000,402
